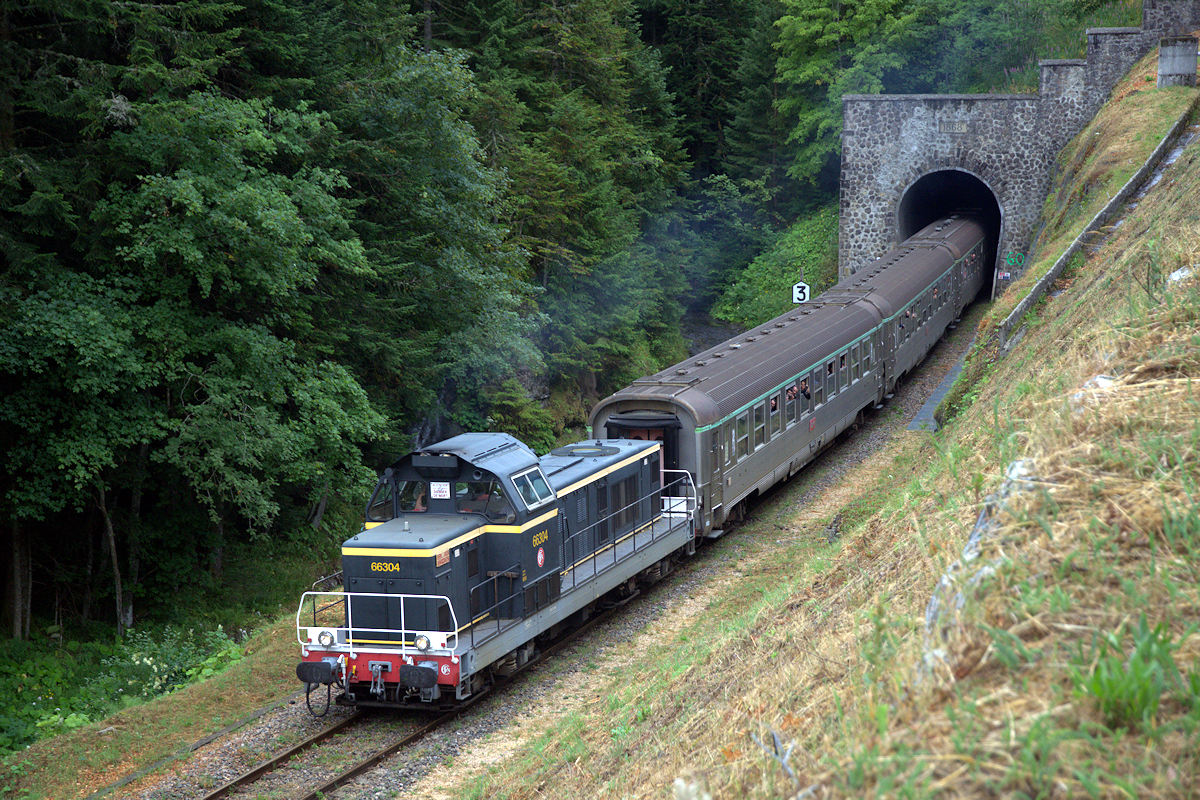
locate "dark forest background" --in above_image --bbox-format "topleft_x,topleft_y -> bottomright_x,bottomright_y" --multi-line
0,0 -> 1139,748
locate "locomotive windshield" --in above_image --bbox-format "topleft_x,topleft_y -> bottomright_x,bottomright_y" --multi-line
454,479 -> 516,522
365,478 -> 427,521
397,480 -> 426,512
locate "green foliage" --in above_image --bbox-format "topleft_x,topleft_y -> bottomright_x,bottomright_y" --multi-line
773,0 -> 1140,189
777,0 -> 935,188
421,0 -> 687,406
634,0 -> 755,174
711,203 -> 839,327
1069,617 -> 1188,731
0,626 -> 242,756
483,379 -> 558,454
723,0 -> 806,223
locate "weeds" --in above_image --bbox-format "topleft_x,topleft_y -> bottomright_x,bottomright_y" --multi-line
1069,617 -> 1190,732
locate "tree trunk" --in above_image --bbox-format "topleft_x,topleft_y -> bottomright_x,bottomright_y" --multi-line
209,516 -> 224,581
97,485 -> 125,637
124,442 -> 148,629
21,529 -> 29,639
423,0 -> 432,52
82,515 -> 95,621
9,520 -> 23,640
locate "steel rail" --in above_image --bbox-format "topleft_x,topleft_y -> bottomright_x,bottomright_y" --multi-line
293,587 -> 643,800
197,710 -> 361,800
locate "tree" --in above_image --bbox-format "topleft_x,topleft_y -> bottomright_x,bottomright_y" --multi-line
723,0 -> 806,223
634,0 -> 756,175
776,0 -> 933,189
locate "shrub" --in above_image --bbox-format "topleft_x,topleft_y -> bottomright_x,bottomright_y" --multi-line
0,625 -> 243,755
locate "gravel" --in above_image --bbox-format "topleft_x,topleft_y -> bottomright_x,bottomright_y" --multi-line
115,307 -> 983,800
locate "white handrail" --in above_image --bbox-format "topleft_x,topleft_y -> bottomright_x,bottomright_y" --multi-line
296,590 -> 459,657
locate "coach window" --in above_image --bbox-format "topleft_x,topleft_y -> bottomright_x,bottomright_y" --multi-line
863,339 -> 872,374
753,403 -> 766,448
851,345 -> 861,382
736,412 -> 750,459
785,385 -> 797,424
770,392 -> 782,434
726,424 -> 736,467
812,369 -> 825,407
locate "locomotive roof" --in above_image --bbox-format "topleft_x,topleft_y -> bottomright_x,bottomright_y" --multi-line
390,432 -> 539,477
591,215 -> 984,429
344,513 -> 482,553
538,439 -> 660,495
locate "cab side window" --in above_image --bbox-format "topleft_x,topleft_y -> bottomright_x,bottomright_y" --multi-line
513,468 -> 554,509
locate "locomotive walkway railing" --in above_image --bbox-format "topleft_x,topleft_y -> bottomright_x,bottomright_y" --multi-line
296,591 -> 459,658
463,470 -> 697,648
558,470 -> 696,595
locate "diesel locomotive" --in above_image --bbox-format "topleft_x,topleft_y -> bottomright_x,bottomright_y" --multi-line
296,214 -> 988,710
296,433 -> 696,709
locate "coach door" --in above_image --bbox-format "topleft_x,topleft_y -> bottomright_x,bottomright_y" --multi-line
604,413 -> 681,493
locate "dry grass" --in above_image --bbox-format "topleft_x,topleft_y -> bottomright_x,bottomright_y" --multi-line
982,47 -> 1197,332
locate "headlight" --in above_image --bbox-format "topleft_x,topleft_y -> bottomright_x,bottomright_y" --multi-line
317,629 -> 335,647
415,634 -> 431,652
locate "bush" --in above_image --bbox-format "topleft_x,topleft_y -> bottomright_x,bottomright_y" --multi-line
0,625 -> 243,755
711,203 -> 839,329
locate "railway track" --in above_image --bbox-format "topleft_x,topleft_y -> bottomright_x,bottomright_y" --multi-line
196,587 -> 643,800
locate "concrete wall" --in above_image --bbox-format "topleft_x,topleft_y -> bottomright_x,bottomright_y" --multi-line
838,0 -> 1200,295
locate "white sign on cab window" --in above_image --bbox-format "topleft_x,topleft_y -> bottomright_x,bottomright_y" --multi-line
430,482 -> 451,500
792,282 -> 810,304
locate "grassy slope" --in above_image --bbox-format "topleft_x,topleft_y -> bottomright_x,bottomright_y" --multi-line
6,616 -> 301,799
418,61 -> 1200,798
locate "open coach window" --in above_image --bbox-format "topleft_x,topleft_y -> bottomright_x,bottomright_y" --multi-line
512,467 -> 555,509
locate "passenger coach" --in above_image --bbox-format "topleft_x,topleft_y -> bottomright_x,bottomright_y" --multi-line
590,215 -> 988,537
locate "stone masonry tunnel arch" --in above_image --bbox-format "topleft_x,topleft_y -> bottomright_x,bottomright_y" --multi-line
897,168 -> 1003,295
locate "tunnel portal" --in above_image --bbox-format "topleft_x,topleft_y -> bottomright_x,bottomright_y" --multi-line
838,0 -> 1200,298
898,169 -> 1003,296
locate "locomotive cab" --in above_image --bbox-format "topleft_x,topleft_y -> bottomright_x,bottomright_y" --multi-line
344,434 -> 558,641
